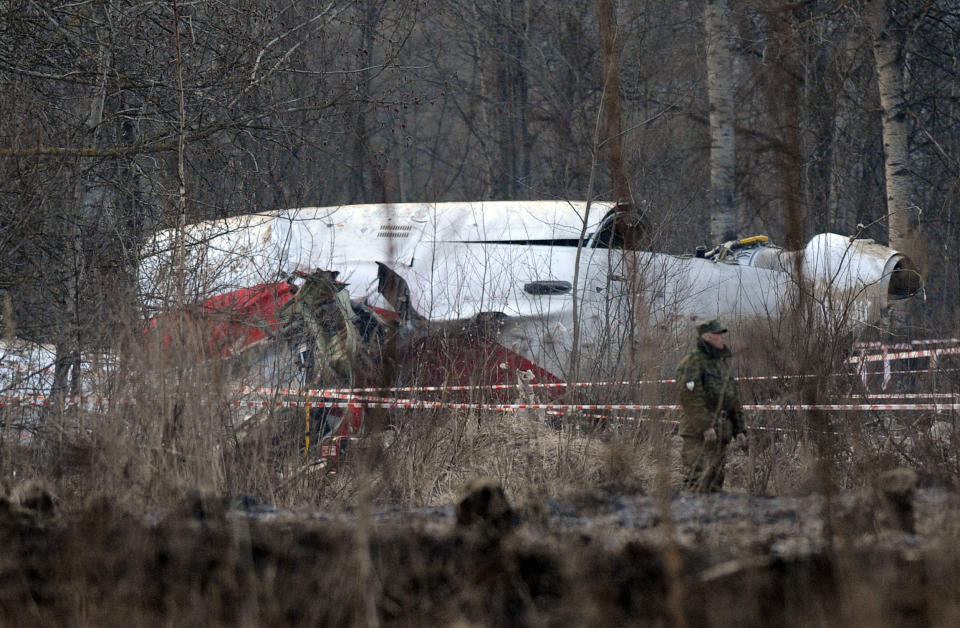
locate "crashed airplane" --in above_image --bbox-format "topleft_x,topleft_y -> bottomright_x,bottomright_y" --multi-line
139,200 -> 921,389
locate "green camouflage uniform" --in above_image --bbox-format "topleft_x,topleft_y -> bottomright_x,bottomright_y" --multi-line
675,323 -> 745,492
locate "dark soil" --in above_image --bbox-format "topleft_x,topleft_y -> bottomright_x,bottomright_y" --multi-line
1,486 -> 958,627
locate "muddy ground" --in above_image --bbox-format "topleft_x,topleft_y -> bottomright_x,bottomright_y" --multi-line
1,478 -> 958,627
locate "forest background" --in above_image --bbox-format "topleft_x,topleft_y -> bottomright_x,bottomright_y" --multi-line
1,0 -> 958,360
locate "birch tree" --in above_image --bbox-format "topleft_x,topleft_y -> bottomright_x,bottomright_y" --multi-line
705,0 -> 737,243
866,0 -> 921,255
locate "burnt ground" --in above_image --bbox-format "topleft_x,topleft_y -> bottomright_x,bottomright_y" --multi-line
1,481 -> 959,627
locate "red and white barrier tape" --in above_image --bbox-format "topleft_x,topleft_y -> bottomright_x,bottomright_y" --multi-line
848,346 -> 960,363
223,399 -> 960,412
236,381 -> 663,396
854,338 -> 960,349
237,374 -> 853,396
548,411 -> 821,434
0,395 -> 109,407
5,349 -> 955,405
837,393 -> 960,400
5,389 -> 958,411
860,367 -> 960,376
235,364 -> 960,398
0,362 -> 113,375
232,371 -> 862,398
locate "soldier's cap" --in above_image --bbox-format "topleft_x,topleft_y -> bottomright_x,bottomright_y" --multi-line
696,318 -> 728,335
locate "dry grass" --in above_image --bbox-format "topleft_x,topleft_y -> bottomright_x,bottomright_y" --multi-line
4,319 -> 959,509
1,317 -> 959,626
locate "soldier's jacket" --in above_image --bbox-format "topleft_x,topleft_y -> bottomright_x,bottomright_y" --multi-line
675,339 -> 745,440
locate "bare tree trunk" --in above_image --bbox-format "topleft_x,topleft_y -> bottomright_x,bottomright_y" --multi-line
173,0 -> 188,307
705,0 -> 737,243
52,191 -> 82,400
515,0 -> 532,195
828,39 -> 860,233
351,1 -> 386,203
490,0 -> 531,199
867,0 -> 919,255
53,8 -> 115,399
596,0 -> 631,208
763,7 -> 804,252
470,1 -> 495,199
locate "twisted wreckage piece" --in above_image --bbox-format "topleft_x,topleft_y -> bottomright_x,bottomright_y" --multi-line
230,268 -> 389,447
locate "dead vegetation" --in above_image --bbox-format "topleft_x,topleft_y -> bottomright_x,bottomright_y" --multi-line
0,470 -> 958,626
1,322 -> 959,626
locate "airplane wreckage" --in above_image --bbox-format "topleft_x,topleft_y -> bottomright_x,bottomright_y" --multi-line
136,201 -> 922,456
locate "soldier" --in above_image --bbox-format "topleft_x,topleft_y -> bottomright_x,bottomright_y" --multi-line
675,318 -> 747,492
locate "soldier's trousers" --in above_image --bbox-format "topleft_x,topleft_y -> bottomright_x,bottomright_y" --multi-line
681,436 -> 727,493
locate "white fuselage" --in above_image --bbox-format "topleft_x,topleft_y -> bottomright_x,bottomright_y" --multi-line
139,201 -> 916,380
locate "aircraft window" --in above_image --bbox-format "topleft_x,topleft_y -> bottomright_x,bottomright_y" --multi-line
458,238 -> 582,246
590,211 -> 644,250
524,280 -> 572,295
